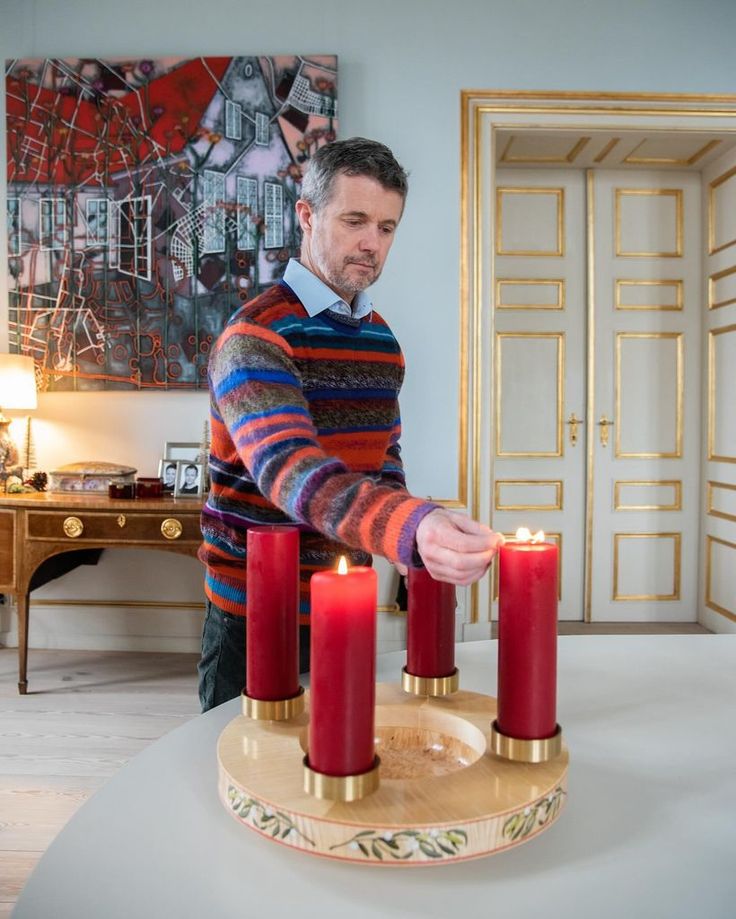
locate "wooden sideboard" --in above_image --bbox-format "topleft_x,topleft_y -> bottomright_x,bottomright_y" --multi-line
0,492 -> 204,694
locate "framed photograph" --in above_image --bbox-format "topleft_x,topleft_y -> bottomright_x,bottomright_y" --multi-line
158,458 -> 179,494
174,461 -> 204,498
164,441 -> 199,462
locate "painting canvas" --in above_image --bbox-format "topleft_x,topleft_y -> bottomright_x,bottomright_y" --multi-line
5,55 -> 338,391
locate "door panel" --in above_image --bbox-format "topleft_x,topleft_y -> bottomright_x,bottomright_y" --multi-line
492,167 -> 701,623
492,169 -> 586,620
590,170 -> 701,621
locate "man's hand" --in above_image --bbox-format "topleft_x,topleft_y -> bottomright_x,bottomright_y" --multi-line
415,509 -> 504,586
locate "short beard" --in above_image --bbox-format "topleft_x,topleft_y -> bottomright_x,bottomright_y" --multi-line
311,238 -> 380,298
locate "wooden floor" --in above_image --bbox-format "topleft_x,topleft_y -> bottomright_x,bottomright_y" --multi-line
0,648 -> 200,918
0,622 -> 710,915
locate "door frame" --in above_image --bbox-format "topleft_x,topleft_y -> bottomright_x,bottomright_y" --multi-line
460,90 -> 736,636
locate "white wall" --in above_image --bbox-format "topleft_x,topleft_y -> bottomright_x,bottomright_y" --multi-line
2,0 -> 735,651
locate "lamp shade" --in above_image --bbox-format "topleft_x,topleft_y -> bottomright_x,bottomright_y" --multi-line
0,354 -> 38,410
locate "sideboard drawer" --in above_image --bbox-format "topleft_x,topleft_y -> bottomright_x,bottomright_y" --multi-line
25,511 -> 202,545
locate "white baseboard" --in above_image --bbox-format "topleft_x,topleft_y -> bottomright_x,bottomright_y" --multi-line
699,606 -> 736,635
0,603 -> 411,655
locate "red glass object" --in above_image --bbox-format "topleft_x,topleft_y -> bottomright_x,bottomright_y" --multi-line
406,567 -> 456,678
108,482 -> 136,499
309,562 -> 377,777
246,526 -> 300,701
135,478 -> 162,498
497,537 -> 558,739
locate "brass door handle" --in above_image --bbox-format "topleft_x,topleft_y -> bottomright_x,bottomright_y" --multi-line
598,415 -> 614,447
566,412 -> 584,446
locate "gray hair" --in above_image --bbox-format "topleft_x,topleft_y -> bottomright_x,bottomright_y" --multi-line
300,137 -> 409,211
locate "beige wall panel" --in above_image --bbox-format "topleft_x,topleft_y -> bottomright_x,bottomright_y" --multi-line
706,535 -> 736,621
709,264 -> 736,310
616,279 -> 682,311
615,189 -> 682,257
614,481 -> 681,511
613,533 -> 681,601
495,480 -> 563,511
708,482 -> 736,523
496,279 -> 564,310
496,188 -> 563,256
496,333 -> 563,456
616,333 -> 682,457
709,167 -> 736,255
709,325 -> 736,462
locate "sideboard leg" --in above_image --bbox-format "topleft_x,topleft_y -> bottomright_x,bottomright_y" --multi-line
17,591 -> 29,695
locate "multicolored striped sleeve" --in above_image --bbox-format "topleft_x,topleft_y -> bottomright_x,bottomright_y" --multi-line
378,413 -> 407,489
209,319 -> 438,566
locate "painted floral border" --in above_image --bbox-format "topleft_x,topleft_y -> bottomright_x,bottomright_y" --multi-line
226,782 -> 566,863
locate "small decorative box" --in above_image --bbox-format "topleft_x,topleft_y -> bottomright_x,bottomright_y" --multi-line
49,462 -> 137,494
135,477 -> 163,498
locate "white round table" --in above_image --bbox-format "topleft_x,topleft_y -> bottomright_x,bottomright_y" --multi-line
14,635 -> 736,918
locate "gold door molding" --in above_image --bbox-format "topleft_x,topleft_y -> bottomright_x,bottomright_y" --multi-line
615,332 -> 683,458
495,332 -> 565,458
622,137 -> 722,167
708,264 -> 736,310
496,278 -> 565,310
615,279 -> 683,311
705,535 -> 736,622
499,134 -> 590,165
613,532 -> 682,601
707,481 -> 736,523
494,480 -> 564,511
708,324 -> 736,463
708,165 -> 736,255
495,187 -> 565,256
615,188 -> 683,258
614,480 -> 682,511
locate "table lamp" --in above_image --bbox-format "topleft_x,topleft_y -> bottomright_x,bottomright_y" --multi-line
0,353 -> 38,482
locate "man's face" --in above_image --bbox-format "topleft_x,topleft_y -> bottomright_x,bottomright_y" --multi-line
164,466 -> 176,485
296,173 -> 404,304
184,467 -> 197,486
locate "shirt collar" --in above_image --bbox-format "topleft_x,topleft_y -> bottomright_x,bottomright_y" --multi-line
283,258 -> 373,321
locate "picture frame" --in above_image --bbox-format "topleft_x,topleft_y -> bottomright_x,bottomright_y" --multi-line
174,461 -> 204,498
158,458 -> 179,494
163,441 -> 200,462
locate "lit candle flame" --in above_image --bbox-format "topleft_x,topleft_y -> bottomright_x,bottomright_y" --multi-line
515,527 -> 545,544
337,556 -> 349,575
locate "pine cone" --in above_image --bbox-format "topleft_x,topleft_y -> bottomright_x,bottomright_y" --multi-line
25,471 -> 48,492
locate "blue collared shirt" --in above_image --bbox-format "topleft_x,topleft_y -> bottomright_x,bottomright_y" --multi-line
282,258 -> 373,321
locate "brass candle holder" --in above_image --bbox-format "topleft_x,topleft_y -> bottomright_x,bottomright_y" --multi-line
303,755 -> 381,803
401,665 -> 459,697
241,685 -> 305,721
489,720 -> 563,764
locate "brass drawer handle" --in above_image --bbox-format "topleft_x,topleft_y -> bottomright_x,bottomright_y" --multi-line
161,518 -> 183,540
63,516 -> 84,539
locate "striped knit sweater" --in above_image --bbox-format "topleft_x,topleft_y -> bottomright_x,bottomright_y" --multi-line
199,280 -> 439,620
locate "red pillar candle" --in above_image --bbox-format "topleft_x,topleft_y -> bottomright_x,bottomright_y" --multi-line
309,560 -> 377,777
246,526 -> 300,701
406,568 -> 456,678
497,529 -> 558,740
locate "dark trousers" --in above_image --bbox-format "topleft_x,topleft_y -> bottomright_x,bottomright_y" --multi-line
197,599 -> 311,712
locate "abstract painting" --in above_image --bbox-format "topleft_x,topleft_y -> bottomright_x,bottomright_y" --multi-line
5,55 -> 338,390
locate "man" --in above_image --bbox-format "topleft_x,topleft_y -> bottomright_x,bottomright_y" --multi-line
197,137 -> 502,711
162,462 -> 177,493
179,464 -> 200,494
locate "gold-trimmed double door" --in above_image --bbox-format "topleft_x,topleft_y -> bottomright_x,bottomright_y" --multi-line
492,166 -> 701,622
